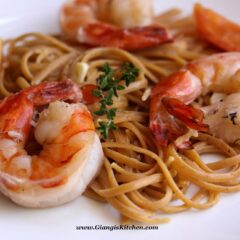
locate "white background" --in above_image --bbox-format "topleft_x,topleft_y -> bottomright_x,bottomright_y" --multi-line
0,1 -> 240,240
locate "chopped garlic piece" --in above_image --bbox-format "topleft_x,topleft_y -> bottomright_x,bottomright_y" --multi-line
75,62 -> 89,83
141,87 -> 151,101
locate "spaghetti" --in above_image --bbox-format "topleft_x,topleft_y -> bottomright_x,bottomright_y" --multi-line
1,9 -> 240,224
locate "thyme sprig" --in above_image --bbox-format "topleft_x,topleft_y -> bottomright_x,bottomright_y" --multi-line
92,62 -> 139,139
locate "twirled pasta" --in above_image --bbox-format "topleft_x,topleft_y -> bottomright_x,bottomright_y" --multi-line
0,10 -> 239,224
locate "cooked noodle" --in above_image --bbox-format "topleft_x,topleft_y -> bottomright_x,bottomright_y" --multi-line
1,10 -> 240,224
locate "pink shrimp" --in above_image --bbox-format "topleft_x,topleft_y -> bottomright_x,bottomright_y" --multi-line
195,4 -> 240,52
0,79 -> 103,207
149,52 -> 240,147
60,0 -> 172,50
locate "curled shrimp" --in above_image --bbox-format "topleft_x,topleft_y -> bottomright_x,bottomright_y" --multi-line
149,52 -> 240,147
194,4 -> 240,51
0,79 -> 103,207
60,0 -> 172,50
203,93 -> 240,145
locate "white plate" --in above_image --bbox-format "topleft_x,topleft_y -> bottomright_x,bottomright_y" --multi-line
1,1 -> 240,240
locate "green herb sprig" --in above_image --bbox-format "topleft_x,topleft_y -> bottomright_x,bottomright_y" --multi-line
92,62 -> 139,139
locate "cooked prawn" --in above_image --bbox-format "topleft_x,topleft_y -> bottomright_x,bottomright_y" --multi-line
0,79 -> 103,207
195,4 -> 240,51
60,0 -> 172,50
149,52 -> 240,147
203,93 -> 240,145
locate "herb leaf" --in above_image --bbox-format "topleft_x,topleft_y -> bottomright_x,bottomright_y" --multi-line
94,108 -> 106,116
120,62 -> 139,86
107,108 -> 117,120
92,62 -> 139,139
92,89 -> 102,98
98,121 -> 117,139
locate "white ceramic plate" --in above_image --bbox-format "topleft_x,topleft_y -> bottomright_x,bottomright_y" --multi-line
1,1 -> 240,240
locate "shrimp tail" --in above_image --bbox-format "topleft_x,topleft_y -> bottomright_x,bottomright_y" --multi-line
81,84 -> 100,105
194,3 -> 240,51
149,97 -> 209,147
150,119 -> 189,147
79,23 -> 172,50
149,100 -> 189,147
27,79 -> 82,105
162,97 -> 209,132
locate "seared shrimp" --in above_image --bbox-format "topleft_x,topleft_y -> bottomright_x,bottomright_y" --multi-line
203,93 -> 240,145
150,52 -> 240,147
195,4 -> 240,51
0,80 -> 103,207
60,0 -> 172,50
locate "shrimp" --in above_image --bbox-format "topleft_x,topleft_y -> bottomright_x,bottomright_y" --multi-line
149,52 -> 240,147
0,79 -> 103,207
203,93 -> 240,145
60,0 -> 172,50
194,4 -> 240,52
